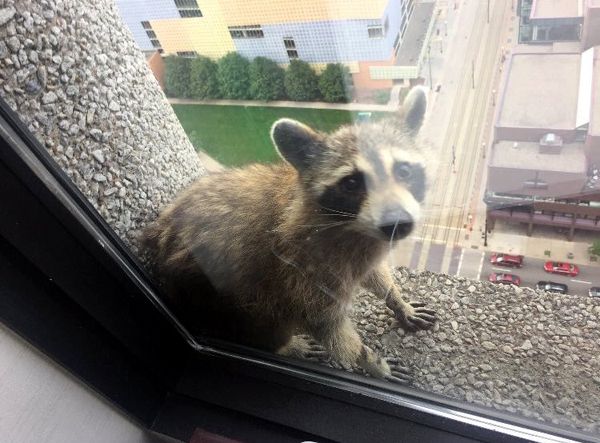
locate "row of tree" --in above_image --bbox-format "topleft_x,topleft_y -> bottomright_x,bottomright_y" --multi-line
164,52 -> 353,103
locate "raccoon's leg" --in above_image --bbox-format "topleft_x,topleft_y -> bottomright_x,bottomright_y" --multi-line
277,334 -> 328,361
310,316 -> 410,383
363,265 -> 436,332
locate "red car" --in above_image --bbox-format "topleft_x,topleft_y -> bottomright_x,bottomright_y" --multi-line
488,273 -> 521,286
543,261 -> 579,277
490,253 -> 523,268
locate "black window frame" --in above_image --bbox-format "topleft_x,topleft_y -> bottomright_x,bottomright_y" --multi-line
228,25 -> 265,39
0,96 -> 595,443
176,51 -> 198,58
368,24 -> 384,39
174,0 -> 202,18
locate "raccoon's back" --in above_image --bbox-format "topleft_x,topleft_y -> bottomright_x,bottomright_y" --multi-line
142,162 -> 298,293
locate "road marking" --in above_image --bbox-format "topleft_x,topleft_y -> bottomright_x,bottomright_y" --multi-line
476,251 -> 485,280
571,279 -> 592,285
491,266 -> 517,272
456,248 -> 465,276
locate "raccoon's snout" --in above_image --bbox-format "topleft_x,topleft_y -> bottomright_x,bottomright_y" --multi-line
378,208 -> 414,240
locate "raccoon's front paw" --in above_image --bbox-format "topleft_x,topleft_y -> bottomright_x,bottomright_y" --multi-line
389,300 -> 436,332
279,334 -> 328,361
296,334 -> 329,360
381,357 -> 411,384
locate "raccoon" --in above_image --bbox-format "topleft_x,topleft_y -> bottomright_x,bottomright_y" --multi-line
142,86 -> 435,383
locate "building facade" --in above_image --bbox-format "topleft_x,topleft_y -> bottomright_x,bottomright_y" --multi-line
115,0 -> 434,91
485,44 -> 600,240
517,0 -> 600,49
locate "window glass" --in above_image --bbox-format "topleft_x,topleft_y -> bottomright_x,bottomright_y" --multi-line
2,0 -> 600,437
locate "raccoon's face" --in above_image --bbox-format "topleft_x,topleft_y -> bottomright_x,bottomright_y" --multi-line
271,86 -> 429,242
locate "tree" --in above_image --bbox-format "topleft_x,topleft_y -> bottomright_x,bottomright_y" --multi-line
284,59 -> 319,101
589,239 -> 600,256
217,52 -> 251,99
164,56 -> 192,98
318,63 -> 352,103
190,56 -> 221,99
249,57 -> 286,101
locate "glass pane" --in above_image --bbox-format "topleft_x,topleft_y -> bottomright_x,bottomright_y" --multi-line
2,0 -> 599,438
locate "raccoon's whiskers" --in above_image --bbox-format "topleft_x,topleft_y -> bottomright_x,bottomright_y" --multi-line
388,217 -> 402,268
317,205 -> 357,218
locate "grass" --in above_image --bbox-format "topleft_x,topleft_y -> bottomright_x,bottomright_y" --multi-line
172,104 -> 388,167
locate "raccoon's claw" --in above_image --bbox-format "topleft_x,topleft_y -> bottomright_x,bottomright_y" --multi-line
384,357 -> 411,384
392,301 -> 436,332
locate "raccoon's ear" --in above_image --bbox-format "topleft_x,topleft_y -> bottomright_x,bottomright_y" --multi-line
400,85 -> 427,134
271,118 -> 323,172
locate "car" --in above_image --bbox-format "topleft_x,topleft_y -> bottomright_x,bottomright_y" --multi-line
488,272 -> 521,286
490,253 -> 523,268
536,281 -> 568,294
589,287 -> 600,297
543,261 -> 579,277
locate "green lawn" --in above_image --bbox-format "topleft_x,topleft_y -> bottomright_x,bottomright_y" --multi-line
172,104 -> 388,167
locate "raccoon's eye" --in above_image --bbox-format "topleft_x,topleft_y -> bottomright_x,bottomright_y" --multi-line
393,162 -> 413,180
339,172 -> 365,193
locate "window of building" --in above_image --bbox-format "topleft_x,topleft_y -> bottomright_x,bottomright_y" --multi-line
176,51 -> 198,58
228,25 -> 264,39
283,38 -> 296,49
142,21 -> 162,51
286,49 -> 299,59
174,0 -> 202,18
367,25 -> 384,38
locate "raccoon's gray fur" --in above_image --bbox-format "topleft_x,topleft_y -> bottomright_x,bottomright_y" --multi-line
142,86 -> 435,382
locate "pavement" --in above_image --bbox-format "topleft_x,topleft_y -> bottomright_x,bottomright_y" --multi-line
168,97 -> 397,112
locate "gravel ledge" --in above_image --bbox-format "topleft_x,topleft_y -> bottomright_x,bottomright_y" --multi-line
350,267 -> 600,434
0,0 -> 204,250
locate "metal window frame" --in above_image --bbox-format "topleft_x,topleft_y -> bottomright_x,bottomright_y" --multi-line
0,97 -> 595,443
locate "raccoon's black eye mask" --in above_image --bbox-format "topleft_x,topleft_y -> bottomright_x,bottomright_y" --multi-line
317,170 -> 367,217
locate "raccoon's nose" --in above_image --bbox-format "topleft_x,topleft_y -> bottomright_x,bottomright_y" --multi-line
378,208 -> 414,240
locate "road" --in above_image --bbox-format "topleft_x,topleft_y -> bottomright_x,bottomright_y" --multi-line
479,253 -> 599,296
391,0 -> 512,273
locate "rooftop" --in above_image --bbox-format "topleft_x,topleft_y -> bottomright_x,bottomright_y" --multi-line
491,141 -> 587,173
497,52 -> 580,130
530,0 -> 583,19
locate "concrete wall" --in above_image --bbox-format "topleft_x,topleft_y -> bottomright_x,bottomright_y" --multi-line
583,3 -> 600,49
0,324 -> 169,443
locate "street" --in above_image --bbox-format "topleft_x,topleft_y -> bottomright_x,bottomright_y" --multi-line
480,253 -> 599,296
389,0 -> 505,270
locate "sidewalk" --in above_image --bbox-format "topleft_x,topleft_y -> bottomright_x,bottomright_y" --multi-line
484,223 -> 600,267
168,97 -> 397,112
